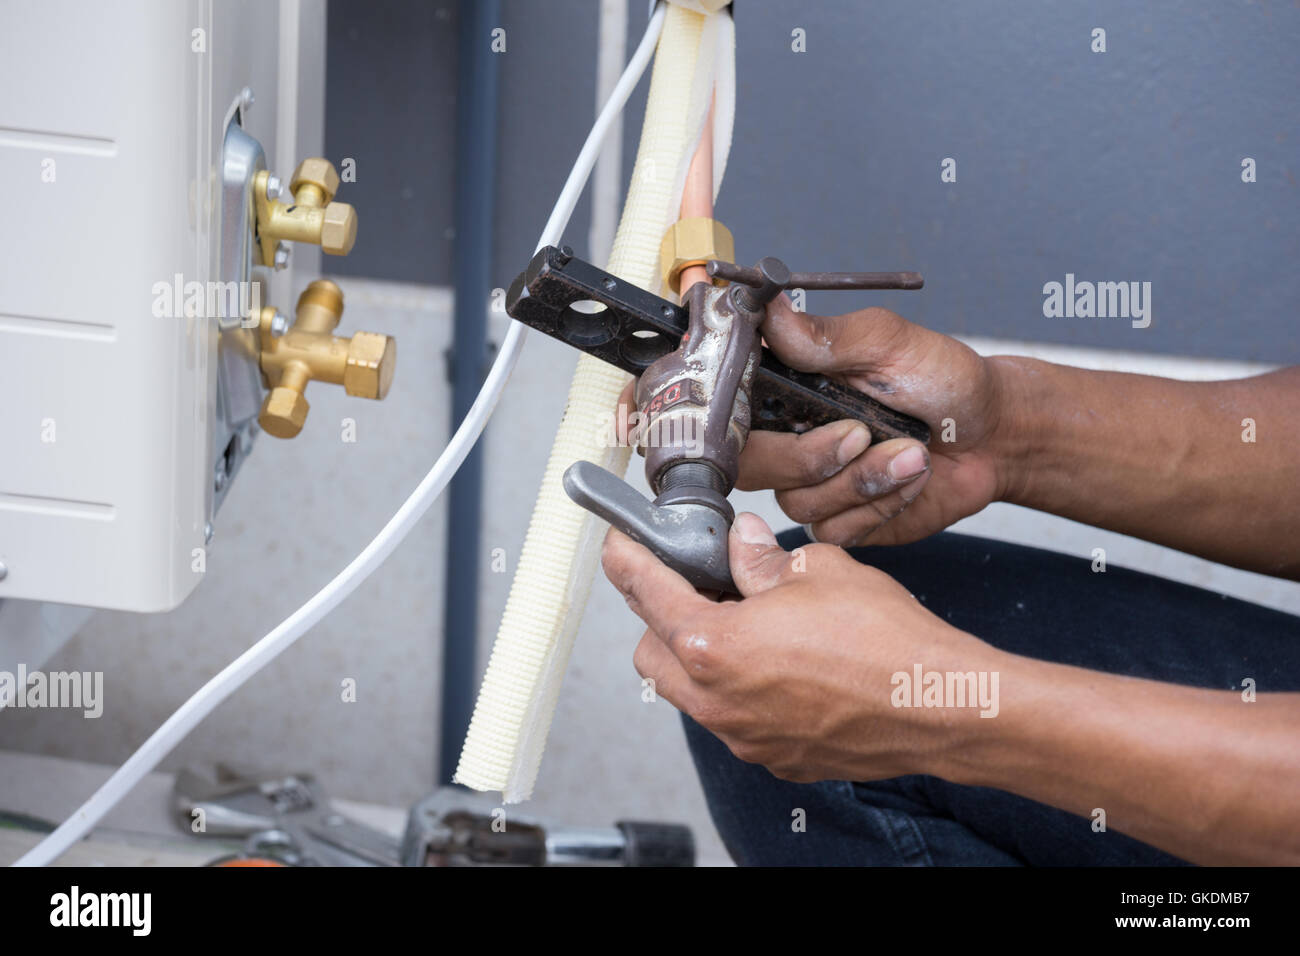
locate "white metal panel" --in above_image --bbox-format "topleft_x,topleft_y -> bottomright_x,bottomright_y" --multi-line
0,0 -> 304,611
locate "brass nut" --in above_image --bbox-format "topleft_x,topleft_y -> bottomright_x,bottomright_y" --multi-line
659,217 -> 735,295
290,158 -> 340,203
320,202 -> 358,255
260,386 -> 310,438
344,331 -> 396,400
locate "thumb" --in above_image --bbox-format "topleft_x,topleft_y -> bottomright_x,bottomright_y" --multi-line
729,512 -> 797,597
763,294 -> 914,376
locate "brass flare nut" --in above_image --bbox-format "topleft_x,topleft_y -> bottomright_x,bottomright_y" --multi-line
659,218 -> 735,295
257,280 -> 397,439
254,158 -> 358,264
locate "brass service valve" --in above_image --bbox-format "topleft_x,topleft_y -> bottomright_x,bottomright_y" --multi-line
257,280 -> 396,438
254,158 -> 358,266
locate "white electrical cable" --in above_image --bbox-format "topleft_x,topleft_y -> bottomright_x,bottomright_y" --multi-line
13,1 -> 668,868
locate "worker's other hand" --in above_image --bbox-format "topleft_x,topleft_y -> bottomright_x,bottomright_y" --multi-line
738,296 -> 1015,546
601,513 -> 1000,784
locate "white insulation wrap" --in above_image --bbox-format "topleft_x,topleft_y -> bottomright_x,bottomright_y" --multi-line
455,3 -> 735,802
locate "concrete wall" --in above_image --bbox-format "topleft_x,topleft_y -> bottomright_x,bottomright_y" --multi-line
329,0 -> 1298,362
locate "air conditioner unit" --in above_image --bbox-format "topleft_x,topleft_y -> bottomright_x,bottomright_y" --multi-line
0,0 -> 330,622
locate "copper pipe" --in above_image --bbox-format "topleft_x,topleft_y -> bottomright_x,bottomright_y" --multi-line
676,97 -> 716,294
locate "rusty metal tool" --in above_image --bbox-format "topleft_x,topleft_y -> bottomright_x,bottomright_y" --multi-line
505,246 -> 926,592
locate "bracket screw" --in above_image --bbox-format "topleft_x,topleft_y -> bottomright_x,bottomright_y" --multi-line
265,174 -> 281,201
269,309 -> 290,337
273,242 -> 290,271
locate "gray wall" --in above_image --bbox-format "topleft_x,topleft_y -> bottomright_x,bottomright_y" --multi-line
325,0 -> 601,287
327,0 -> 1298,362
324,1 -> 460,284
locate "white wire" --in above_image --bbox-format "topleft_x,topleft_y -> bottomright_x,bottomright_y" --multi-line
14,1 -> 667,867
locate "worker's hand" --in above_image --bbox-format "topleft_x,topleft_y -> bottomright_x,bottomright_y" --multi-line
738,296 -> 1016,546
600,512 -> 1002,784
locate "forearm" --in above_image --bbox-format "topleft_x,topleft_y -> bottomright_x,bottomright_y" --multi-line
935,650 -> 1300,865
988,357 -> 1300,578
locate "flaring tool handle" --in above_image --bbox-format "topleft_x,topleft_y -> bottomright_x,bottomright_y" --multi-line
706,258 -> 924,303
563,462 -> 736,594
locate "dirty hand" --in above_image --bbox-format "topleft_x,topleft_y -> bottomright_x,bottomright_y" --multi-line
738,297 -> 1016,546
600,511 -> 1001,783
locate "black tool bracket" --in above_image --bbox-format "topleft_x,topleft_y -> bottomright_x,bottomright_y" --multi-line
505,245 -> 930,444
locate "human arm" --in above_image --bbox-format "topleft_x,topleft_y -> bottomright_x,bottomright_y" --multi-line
601,515 -> 1300,865
741,296 -> 1300,579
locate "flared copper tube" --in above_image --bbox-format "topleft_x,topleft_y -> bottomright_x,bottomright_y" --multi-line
676,97 -> 716,294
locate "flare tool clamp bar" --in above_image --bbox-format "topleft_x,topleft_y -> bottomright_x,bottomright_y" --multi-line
505,245 -> 930,443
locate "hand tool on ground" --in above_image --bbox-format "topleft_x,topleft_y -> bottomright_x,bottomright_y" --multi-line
172,767 -> 693,867
401,788 -> 694,867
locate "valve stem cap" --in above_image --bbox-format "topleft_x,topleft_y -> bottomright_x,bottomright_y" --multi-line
321,202 -> 358,255
344,331 -> 396,399
259,386 -> 310,438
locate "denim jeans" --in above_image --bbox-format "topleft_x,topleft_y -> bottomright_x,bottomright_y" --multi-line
682,528 -> 1300,866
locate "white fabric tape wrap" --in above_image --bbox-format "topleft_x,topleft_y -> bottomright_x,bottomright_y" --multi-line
455,3 -> 735,802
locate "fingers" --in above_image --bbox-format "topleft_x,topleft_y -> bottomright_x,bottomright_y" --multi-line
728,512 -> 804,597
603,529 -> 734,689
612,378 -> 638,446
762,295 -> 919,376
631,629 -> 699,711
617,377 -> 636,414
601,528 -> 714,647
805,480 -> 930,546
776,437 -> 931,531
736,420 -> 872,491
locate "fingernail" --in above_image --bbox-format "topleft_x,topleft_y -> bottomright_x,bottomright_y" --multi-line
888,445 -> 928,481
732,512 -> 777,547
836,425 -> 872,466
